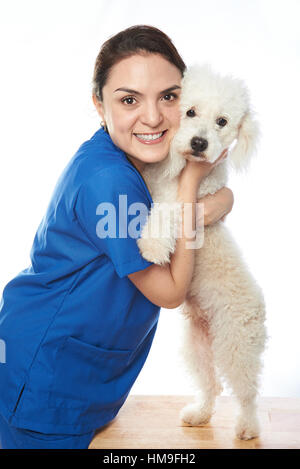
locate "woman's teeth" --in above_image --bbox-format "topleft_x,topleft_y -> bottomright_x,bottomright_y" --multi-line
135,131 -> 164,141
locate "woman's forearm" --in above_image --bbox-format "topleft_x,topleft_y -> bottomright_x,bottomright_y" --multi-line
168,174 -> 199,305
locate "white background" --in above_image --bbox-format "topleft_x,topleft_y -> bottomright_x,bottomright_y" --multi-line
0,0 -> 299,398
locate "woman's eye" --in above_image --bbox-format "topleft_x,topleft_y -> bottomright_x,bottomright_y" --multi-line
216,117 -> 228,127
186,109 -> 196,117
162,93 -> 177,101
121,96 -> 136,105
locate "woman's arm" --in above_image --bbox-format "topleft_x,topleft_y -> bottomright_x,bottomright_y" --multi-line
128,151 -> 229,309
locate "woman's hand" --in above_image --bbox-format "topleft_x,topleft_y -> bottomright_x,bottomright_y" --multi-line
179,148 -> 229,189
197,187 -> 234,227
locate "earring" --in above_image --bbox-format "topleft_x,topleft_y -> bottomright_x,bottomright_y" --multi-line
100,121 -> 107,131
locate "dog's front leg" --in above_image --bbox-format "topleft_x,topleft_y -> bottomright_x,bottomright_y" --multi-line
137,201 -> 182,265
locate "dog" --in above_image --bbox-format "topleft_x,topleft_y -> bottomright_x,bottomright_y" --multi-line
138,64 -> 267,440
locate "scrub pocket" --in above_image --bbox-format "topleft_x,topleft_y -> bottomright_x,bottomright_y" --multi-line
48,336 -> 133,410
0,412 -> 95,449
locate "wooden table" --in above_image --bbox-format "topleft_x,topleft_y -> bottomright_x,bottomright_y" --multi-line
89,395 -> 300,449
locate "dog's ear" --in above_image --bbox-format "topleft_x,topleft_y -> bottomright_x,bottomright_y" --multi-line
229,111 -> 260,172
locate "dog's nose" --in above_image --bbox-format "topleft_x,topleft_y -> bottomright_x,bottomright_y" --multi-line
190,137 -> 208,153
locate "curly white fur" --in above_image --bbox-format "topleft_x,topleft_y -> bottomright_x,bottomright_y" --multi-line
138,64 -> 267,440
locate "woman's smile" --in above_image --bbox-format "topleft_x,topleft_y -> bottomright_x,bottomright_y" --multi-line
133,129 -> 168,144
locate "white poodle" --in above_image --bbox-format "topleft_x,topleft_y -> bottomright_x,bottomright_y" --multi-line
138,64 -> 267,440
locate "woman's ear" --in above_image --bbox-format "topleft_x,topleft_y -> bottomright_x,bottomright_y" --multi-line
92,94 -> 105,121
229,111 -> 260,172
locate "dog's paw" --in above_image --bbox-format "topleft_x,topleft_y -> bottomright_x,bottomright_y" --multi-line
235,415 -> 260,440
180,403 -> 212,426
137,237 -> 172,265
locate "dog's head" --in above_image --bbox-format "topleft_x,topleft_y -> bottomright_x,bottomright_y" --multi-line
166,64 -> 260,178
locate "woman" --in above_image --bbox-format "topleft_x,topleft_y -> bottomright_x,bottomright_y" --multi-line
0,25 -> 233,449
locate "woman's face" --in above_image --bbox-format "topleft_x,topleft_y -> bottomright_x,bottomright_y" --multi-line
93,53 -> 182,173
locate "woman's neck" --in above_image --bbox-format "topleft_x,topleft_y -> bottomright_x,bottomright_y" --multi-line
125,154 -> 146,174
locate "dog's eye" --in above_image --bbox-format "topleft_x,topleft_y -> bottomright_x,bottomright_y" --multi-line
186,109 -> 196,117
216,117 -> 227,127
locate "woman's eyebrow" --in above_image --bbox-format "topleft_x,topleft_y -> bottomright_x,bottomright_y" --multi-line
114,85 -> 181,95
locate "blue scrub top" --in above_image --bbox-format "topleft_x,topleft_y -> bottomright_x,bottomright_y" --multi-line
0,127 -> 160,434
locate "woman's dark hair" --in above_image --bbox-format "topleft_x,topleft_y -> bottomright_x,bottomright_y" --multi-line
92,25 -> 186,101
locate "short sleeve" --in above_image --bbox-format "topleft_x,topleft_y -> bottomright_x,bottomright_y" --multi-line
74,166 -> 154,278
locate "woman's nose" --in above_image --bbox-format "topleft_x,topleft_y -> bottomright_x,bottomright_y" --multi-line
140,103 -> 163,127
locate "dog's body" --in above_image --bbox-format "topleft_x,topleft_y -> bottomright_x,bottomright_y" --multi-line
138,65 -> 267,440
